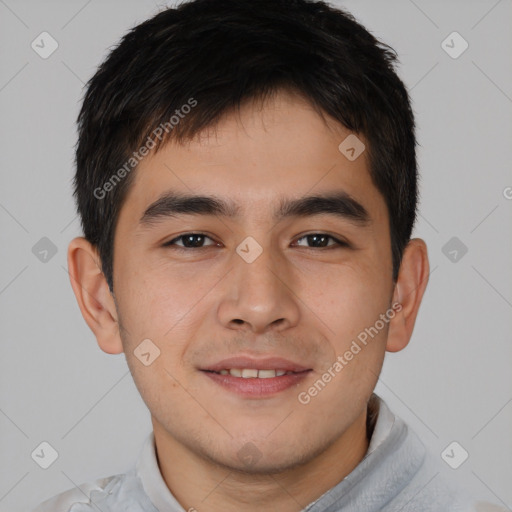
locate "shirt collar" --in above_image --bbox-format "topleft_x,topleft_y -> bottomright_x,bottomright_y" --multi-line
136,431 -> 185,512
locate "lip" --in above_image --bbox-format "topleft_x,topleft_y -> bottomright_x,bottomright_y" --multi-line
200,356 -> 312,398
201,356 -> 311,373
202,370 -> 311,398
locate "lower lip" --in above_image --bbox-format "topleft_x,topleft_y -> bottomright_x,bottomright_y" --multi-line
202,370 -> 311,398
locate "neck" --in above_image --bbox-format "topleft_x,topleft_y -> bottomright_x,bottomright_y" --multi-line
153,406 -> 371,512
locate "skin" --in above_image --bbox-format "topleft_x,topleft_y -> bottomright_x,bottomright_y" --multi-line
68,90 -> 429,512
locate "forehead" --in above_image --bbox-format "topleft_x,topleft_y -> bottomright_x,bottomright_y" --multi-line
117,91 -> 387,228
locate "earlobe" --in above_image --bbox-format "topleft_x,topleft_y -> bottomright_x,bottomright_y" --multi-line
386,238 -> 430,353
67,237 -> 124,355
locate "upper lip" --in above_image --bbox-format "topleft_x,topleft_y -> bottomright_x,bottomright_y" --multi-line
201,356 -> 311,373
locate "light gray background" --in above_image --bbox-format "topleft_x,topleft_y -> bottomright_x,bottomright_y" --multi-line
1,0 -> 511,510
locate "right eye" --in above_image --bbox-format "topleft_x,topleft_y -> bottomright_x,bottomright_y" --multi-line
162,233 -> 219,250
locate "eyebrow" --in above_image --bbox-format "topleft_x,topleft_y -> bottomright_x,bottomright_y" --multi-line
139,190 -> 371,227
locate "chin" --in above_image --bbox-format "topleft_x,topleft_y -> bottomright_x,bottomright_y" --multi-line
202,434 -> 327,476
215,450 -> 312,476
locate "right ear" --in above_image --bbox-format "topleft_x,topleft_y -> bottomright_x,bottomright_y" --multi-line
67,237 -> 124,354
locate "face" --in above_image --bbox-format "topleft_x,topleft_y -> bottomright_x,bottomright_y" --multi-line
112,90 -> 395,473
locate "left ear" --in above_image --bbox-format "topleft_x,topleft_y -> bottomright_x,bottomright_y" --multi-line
386,238 -> 430,353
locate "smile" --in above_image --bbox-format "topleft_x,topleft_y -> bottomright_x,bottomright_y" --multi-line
211,369 -> 296,378
201,368 -> 312,398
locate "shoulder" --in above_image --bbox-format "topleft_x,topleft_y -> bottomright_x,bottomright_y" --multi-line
31,467 -> 157,512
371,398 -> 506,512
31,474 -> 121,512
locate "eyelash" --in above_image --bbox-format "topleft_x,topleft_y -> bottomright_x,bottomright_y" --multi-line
162,233 -> 349,251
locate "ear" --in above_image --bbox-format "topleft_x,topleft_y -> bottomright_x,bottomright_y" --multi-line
386,238 -> 430,353
67,237 -> 124,354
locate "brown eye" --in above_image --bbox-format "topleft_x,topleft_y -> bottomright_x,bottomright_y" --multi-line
164,233 -> 217,249
294,233 -> 347,249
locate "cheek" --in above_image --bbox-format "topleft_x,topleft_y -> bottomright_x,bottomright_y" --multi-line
299,261 -> 391,343
115,260 -> 222,361
116,260 -> 185,331
298,277 -> 389,410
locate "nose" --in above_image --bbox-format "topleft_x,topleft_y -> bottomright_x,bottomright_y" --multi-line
217,244 -> 301,334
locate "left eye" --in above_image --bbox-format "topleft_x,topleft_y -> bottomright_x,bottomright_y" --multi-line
294,233 -> 346,248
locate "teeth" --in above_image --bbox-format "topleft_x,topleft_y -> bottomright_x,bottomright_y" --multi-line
216,369 -> 295,378
258,369 -> 277,379
241,368 -> 259,378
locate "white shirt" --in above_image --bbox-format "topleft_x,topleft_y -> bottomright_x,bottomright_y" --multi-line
32,395 -> 503,511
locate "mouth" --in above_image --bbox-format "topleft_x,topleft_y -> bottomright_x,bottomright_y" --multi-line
200,357 -> 313,398
205,368 -> 298,378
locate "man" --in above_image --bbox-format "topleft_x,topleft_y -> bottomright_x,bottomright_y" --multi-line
33,0 -> 503,510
